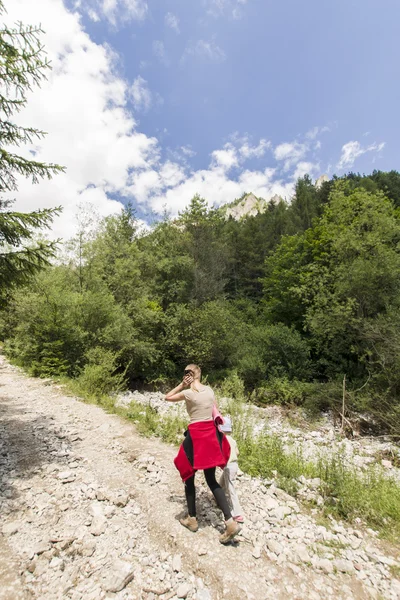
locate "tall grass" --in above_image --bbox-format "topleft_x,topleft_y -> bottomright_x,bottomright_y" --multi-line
218,389 -> 400,541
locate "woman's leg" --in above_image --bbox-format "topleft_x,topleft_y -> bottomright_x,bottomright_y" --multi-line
204,467 -> 232,521
184,475 -> 196,517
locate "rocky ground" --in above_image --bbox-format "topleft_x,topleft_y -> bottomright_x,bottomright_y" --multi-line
1,357 -> 400,600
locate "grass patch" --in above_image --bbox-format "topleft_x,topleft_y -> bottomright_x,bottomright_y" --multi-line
390,565 -> 400,579
125,402 -> 187,445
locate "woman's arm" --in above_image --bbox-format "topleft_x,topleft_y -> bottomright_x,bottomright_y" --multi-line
165,374 -> 193,402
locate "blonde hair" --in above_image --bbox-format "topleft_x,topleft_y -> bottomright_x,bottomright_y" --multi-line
185,363 -> 201,379
185,364 -> 202,391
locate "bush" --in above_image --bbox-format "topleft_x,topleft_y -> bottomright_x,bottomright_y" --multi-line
251,377 -> 313,406
164,300 -> 245,375
235,322 -> 312,388
75,347 -> 127,397
217,370 -> 246,400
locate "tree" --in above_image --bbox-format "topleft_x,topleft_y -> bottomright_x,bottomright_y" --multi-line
0,1 -> 64,295
263,181 -> 400,381
179,195 -> 231,305
286,175 -> 319,233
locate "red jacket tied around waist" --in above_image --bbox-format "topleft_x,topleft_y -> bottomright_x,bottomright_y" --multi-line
174,420 -> 231,482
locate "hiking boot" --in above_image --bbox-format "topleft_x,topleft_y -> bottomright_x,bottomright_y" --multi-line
219,517 -> 240,544
179,515 -> 198,532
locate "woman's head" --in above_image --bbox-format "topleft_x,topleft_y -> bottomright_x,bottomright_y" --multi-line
184,364 -> 201,380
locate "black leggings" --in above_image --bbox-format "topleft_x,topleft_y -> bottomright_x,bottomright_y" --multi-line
184,467 -> 232,521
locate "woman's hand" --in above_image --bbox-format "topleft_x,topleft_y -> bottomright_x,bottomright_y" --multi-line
182,374 -> 194,388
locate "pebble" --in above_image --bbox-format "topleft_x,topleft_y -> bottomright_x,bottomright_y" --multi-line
333,559 -> 355,574
172,554 -> 182,572
90,515 -> 107,536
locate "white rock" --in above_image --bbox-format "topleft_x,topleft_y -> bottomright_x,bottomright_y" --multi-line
252,546 -> 262,559
173,554 -> 182,572
90,515 -> 107,536
272,506 -> 291,520
50,557 -> 64,569
176,582 -> 191,599
58,470 -> 74,480
381,460 -> 392,469
266,540 -> 283,556
333,559 -> 355,574
113,492 -> 129,507
89,501 -> 104,517
103,559 -> 135,593
264,497 -> 279,511
316,558 -> 333,574
33,541 -> 51,555
196,590 -> 211,600
292,543 -> 310,563
2,522 -> 19,536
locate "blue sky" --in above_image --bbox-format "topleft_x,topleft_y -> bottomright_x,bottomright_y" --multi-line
7,0 -> 400,236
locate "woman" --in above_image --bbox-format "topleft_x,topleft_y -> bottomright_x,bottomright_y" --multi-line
165,364 -> 240,544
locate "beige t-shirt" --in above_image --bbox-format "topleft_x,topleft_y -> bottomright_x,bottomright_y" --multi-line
226,434 -> 239,463
182,385 -> 215,424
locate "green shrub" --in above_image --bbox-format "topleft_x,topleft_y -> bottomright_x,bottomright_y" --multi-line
251,377 -> 312,406
76,347 -> 127,397
217,370 -> 246,400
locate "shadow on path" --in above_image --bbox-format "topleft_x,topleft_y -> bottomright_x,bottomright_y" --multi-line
0,395 -> 68,502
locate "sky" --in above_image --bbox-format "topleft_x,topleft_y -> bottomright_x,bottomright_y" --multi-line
5,0 -> 400,238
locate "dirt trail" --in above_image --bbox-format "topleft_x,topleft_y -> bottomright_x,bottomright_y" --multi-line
0,355 -> 399,600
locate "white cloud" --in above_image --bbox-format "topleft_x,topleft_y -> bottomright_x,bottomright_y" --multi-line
238,138 -> 270,159
165,12 -> 180,33
87,8 -> 101,22
205,0 -> 248,19
181,40 -> 226,64
5,0 -> 159,239
211,144 -> 239,171
153,40 -> 170,66
306,125 -> 330,140
337,141 -> 385,170
180,146 -> 196,158
81,0 -> 148,26
292,161 -> 319,180
130,76 -> 152,112
274,141 -> 307,170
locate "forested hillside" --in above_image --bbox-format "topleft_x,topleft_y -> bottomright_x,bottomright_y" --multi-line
2,170 -> 400,434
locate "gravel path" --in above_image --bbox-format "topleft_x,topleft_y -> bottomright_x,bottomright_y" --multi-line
1,355 -> 400,600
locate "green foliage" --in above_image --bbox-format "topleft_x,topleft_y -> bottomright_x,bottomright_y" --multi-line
75,347 -> 127,397
0,2 -> 64,295
163,300 -> 244,375
251,377 -> 313,406
2,267 -> 135,378
217,370 -> 246,400
125,401 -> 187,444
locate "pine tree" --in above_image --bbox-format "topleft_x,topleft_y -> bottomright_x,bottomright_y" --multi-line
0,1 -> 64,293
